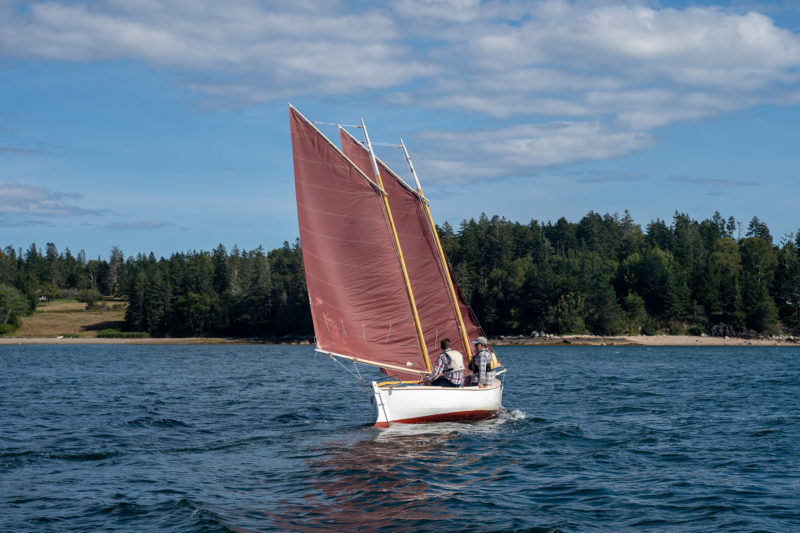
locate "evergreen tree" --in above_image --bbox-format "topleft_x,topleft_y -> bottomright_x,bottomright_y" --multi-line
795,229 -> 800,257
746,216 -> 772,242
212,243 -> 230,294
705,238 -> 744,328
774,241 -> 800,330
740,237 -> 778,332
545,293 -> 586,334
581,253 -> 624,335
105,246 -> 124,296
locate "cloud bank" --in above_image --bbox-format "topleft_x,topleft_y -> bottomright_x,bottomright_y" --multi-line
1,0 -> 799,183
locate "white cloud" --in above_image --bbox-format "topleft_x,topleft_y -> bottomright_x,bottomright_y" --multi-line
671,175 -> 759,187
0,182 -> 105,216
578,172 -> 645,184
416,121 -> 654,184
415,2 -> 800,118
0,1 -> 432,101
1,0 -> 799,179
107,220 -> 173,231
0,145 -> 47,155
392,0 -> 485,23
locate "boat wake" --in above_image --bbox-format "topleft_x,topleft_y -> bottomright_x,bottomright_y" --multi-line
372,405 -> 526,440
504,408 -> 527,420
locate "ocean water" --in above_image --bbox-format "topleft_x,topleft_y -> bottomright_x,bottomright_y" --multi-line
1,344 -> 798,532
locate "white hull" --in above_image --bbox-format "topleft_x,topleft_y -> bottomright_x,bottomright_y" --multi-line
371,379 -> 503,428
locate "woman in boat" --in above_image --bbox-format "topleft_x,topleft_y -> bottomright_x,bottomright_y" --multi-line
469,336 -> 496,388
423,338 -> 465,387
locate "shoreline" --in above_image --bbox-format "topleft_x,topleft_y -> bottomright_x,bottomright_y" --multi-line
0,336 -> 305,345
493,334 -> 799,347
1,334 -> 798,347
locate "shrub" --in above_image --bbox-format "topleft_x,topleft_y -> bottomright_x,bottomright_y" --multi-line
96,329 -> 150,338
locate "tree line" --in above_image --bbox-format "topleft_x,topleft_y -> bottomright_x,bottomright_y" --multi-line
441,212 -> 799,337
0,242 -> 310,338
2,211 -> 799,338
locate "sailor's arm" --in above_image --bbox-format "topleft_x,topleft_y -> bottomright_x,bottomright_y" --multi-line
423,353 -> 446,383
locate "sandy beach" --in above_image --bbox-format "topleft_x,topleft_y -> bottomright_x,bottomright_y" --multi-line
495,334 -> 799,347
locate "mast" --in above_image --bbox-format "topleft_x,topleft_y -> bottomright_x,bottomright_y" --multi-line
362,120 -> 432,372
400,139 -> 473,360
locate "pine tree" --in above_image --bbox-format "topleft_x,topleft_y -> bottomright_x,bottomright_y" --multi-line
740,237 -> 778,332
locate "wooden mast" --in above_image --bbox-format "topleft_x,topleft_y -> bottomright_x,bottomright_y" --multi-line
400,139 -> 473,361
362,120 -> 432,372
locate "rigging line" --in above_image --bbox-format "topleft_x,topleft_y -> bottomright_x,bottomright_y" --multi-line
352,360 -> 365,384
313,120 -> 362,128
327,352 -> 367,385
362,117 -> 431,372
371,141 -> 403,148
496,368 -> 508,385
401,138 -> 474,356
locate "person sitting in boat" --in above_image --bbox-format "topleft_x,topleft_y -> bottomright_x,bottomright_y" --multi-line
468,336 -> 495,388
423,338 -> 465,387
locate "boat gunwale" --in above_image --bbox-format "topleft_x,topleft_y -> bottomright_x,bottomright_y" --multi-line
376,380 -> 502,392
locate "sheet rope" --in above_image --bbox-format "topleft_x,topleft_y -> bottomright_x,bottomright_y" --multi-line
326,351 -> 367,385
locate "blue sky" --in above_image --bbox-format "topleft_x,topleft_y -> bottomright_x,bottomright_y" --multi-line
2,0 -> 799,260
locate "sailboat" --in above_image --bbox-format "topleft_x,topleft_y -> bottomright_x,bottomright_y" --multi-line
289,105 -> 504,427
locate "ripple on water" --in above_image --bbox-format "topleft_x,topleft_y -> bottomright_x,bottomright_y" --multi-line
1,344 -> 799,532
125,417 -> 191,429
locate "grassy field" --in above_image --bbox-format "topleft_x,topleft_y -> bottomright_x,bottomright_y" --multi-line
12,299 -> 127,338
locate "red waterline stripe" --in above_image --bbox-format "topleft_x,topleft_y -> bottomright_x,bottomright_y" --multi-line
374,409 -> 499,428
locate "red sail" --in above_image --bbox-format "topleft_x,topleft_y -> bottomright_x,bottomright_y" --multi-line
339,128 -> 484,365
290,106 -> 427,375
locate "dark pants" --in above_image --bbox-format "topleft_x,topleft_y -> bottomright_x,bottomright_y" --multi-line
430,377 -> 459,387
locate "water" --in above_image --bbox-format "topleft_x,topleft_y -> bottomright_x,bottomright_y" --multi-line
1,344 -> 798,532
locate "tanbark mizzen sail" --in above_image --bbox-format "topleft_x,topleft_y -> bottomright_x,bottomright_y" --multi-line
290,106 -> 427,376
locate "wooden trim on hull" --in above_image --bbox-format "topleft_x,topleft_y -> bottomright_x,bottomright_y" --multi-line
373,409 -> 500,428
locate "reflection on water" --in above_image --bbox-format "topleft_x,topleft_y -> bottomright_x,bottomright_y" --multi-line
271,410 -> 524,531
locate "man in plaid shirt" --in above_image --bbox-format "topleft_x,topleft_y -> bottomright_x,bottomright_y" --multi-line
423,338 -> 465,387
469,336 -> 495,388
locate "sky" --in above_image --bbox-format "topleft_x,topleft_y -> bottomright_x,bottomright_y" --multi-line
2,0 -> 800,261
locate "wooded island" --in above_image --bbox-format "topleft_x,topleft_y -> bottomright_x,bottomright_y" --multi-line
2,211 -> 799,340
